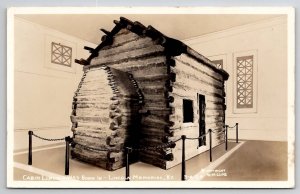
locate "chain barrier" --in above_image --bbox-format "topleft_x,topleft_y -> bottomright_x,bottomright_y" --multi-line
172,127 -> 181,130
226,123 -> 239,143
30,130 -> 178,153
227,123 -> 237,129
28,123 -> 238,180
173,137 -> 182,142
32,132 -> 65,141
215,130 -> 223,136
73,141 -> 176,152
211,129 -> 225,135
73,141 -> 122,152
29,124 -> 236,150
131,141 -> 176,152
29,125 -> 233,152
186,131 -> 209,140
185,128 -> 226,140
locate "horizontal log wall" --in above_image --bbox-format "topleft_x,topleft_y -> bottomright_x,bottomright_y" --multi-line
71,65 -> 140,170
166,53 -> 226,169
90,29 -> 171,169
74,28 -> 227,170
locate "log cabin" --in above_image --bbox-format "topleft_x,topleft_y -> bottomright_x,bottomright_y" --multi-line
70,66 -> 143,170
71,17 -> 229,171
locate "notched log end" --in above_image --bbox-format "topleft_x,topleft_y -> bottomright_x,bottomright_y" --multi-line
83,46 -> 95,53
119,17 -> 134,27
169,73 -> 176,82
126,24 -> 133,30
169,142 -> 176,148
100,28 -> 111,35
162,136 -> 169,143
164,38 -> 187,56
168,96 -> 174,103
164,153 -> 174,161
70,115 -> 77,123
144,25 -> 162,40
100,35 -> 114,47
106,136 -> 112,146
132,21 -> 146,35
113,20 -> 120,25
75,58 -> 89,66
167,58 -> 176,67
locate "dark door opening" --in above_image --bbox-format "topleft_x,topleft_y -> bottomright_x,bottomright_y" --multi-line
198,94 -> 206,146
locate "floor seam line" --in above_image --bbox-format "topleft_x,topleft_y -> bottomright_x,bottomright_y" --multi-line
14,145 -> 65,156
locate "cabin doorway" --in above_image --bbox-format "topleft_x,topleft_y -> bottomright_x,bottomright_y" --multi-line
198,94 -> 206,146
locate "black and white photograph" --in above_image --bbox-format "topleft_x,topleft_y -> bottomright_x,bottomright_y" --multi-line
6,7 -> 295,188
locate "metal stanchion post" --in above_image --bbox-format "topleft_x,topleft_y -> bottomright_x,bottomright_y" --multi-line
225,125 -> 228,151
65,136 -> 71,175
209,129 -> 212,162
181,135 -> 186,181
28,130 -> 33,165
125,147 -> 131,181
236,123 -> 239,143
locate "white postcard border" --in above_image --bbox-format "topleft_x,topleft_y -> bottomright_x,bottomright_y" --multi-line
7,6 -> 295,188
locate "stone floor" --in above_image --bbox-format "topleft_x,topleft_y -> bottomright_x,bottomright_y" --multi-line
203,140 -> 288,181
13,140 -> 287,182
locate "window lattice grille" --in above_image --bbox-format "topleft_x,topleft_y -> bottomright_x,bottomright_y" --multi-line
236,55 -> 254,108
51,42 -> 72,67
211,59 -> 223,69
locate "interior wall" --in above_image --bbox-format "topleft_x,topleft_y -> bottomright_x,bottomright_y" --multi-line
183,16 -> 288,141
14,17 -> 96,151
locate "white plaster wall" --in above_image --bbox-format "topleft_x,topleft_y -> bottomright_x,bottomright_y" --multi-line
184,16 -> 288,141
14,17 -> 96,151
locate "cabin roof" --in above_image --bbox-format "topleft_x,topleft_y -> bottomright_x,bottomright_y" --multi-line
75,17 -> 229,80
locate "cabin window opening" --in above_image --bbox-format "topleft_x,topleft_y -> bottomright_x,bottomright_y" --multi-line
51,42 -> 72,67
183,99 -> 194,123
236,55 -> 254,109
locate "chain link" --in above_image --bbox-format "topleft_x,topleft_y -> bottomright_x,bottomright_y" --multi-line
227,124 -> 237,129
186,130 -> 210,140
32,132 -> 65,141
73,141 -> 175,152
173,137 -> 182,142
217,130 -> 226,135
211,129 -> 225,135
73,141 -> 122,152
171,127 -> 181,130
185,137 -> 200,140
132,141 -> 175,152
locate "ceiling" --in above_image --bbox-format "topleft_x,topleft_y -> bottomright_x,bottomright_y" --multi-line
17,14 -> 282,44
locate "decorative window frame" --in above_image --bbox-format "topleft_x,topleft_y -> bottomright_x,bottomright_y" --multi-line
208,54 -> 227,70
45,35 -> 77,73
233,50 -> 258,114
51,42 -> 72,67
